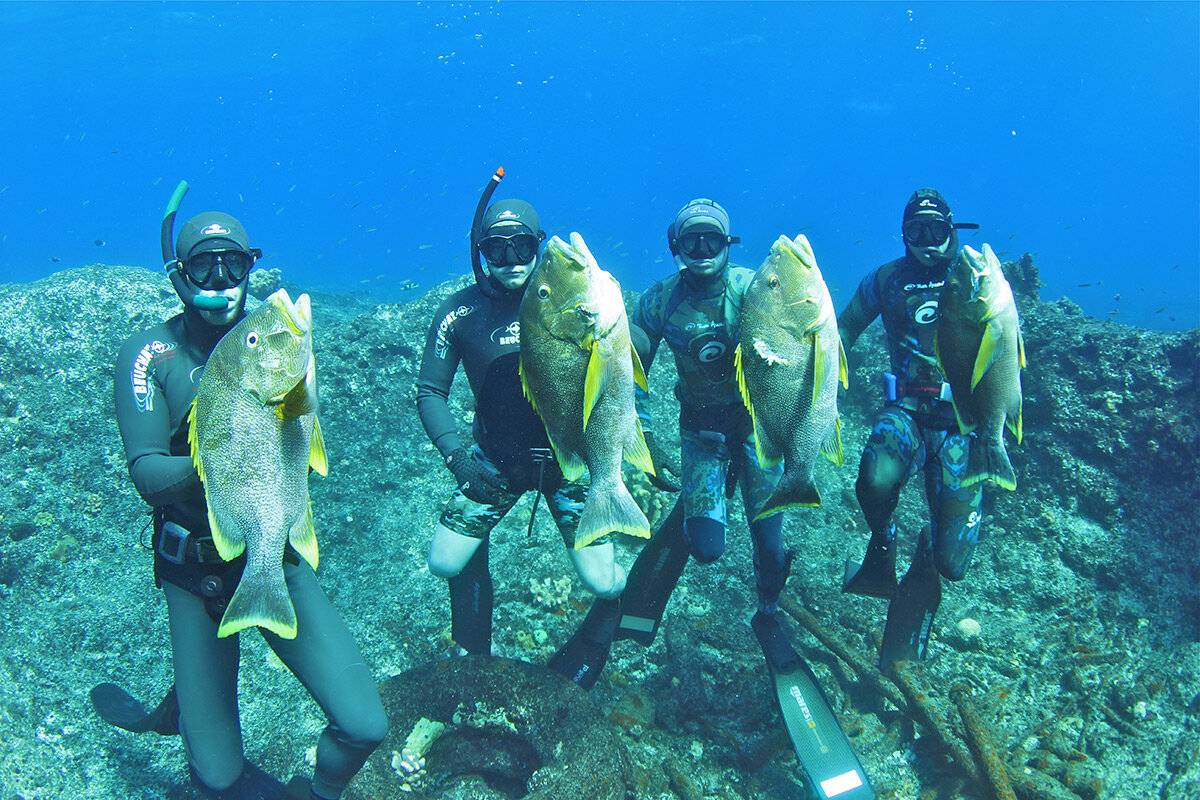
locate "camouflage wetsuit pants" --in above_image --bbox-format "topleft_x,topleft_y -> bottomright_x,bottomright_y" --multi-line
438,458 -> 607,548
680,426 -> 789,605
856,404 -> 984,580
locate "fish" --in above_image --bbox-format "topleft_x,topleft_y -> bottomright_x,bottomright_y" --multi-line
935,243 -> 1025,490
734,234 -> 847,519
94,239 -> 106,247
187,289 -> 327,638
518,232 -> 655,549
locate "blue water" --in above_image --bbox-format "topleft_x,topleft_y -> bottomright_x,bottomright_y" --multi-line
1,2 -> 1196,328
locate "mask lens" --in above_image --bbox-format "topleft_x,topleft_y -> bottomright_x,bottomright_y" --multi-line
903,219 -> 951,247
184,251 -> 253,287
478,233 -> 539,267
679,231 -> 727,259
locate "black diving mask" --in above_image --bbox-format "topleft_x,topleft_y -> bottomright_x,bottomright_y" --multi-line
677,230 -> 735,259
478,232 -> 540,267
184,249 -> 258,288
902,218 -> 953,247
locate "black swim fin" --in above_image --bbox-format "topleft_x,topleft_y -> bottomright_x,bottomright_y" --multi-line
754,612 -> 876,799
878,529 -> 942,672
842,530 -> 898,599
190,762 -> 292,800
613,497 -> 687,646
90,682 -> 179,735
548,596 -> 620,689
449,541 -> 493,655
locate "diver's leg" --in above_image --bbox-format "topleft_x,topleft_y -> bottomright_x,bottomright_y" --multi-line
163,581 -> 244,792
925,430 -> 985,581
844,407 -> 922,598
430,486 -> 518,655
549,479 -> 628,598
264,561 -> 388,800
680,428 -> 730,564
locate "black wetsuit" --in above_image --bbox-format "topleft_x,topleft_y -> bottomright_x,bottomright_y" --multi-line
839,254 -> 984,581
113,306 -> 386,797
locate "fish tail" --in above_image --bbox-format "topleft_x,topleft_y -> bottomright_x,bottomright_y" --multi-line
755,469 -> 821,521
964,437 -> 1016,491
217,566 -> 298,639
574,480 -> 651,549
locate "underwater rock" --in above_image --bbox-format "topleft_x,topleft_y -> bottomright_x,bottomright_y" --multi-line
351,656 -> 632,800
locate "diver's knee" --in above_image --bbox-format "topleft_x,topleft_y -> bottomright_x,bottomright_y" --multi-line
935,551 -> 971,582
579,564 -> 627,599
571,546 -> 627,598
427,551 -> 466,579
189,762 -> 243,794
337,705 -> 389,752
427,525 -> 481,579
685,517 -> 726,564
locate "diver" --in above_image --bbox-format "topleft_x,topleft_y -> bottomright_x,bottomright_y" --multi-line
416,169 -> 630,659
839,188 -> 985,670
96,183 -> 387,800
628,198 -> 799,671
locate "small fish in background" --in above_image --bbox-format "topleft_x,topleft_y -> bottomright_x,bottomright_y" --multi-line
1154,307 -> 1167,314
94,239 -> 106,247
1113,293 -> 1121,303
1077,282 -> 1098,288
398,280 -> 419,292
418,243 -> 434,250
49,256 -> 61,263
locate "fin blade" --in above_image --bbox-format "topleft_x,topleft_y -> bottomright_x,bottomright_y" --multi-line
288,501 -> 319,570
838,335 -> 849,389
217,566 -> 298,639
964,438 -> 1017,490
811,334 -> 824,408
1018,330 -> 1027,370
755,471 -> 821,520
574,482 -> 651,549
624,421 -> 655,475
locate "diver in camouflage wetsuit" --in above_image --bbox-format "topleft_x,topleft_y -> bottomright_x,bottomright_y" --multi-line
631,198 -> 799,669
839,188 -> 985,669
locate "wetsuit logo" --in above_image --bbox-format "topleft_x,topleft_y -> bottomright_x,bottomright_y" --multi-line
130,340 -> 176,412
434,305 -> 474,359
914,300 -> 939,325
491,321 -> 520,347
689,332 -> 731,381
200,223 -> 231,236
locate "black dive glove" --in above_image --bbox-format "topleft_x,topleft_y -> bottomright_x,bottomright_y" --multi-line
445,446 -> 509,506
644,432 -> 682,492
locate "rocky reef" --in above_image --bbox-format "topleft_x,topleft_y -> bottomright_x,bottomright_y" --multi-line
0,260 -> 1195,799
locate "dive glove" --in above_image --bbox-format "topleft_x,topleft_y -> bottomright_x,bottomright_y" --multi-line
446,446 -> 509,505
644,432 -> 682,492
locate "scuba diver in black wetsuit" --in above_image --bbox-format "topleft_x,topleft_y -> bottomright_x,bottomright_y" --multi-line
94,183 -> 387,800
839,188 -> 985,670
416,170 -> 632,660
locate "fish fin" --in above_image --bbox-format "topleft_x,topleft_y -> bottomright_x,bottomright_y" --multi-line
288,501 -> 319,571
519,356 -> 540,415
624,420 -> 655,475
811,333 -> 825,407
838,336 -> 849,389
630,340 -> 649,393
583,341 -> 609,432
309,417 -> 328,476
549,436 -> 587,482
1007,392 -> 1024,445
187,399 -> 205,484
971,321 -> 1002,390
950,396 -> 975,436
574,481 -> 650,549
281,358 -> 319,416
934,331 -> 943,373
1018,330 -> 1027,369
734,345 -> 751,411
964,437 -> 1016,491
207,504 -> 246,562
217,566 -> 298,639
755,471 -> 821,521
821,416 -> 844,466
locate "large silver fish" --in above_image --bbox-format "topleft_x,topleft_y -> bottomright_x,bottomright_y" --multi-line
188,289 -> 327,638
936,242 -> 1025,490
519,232 -> 655,549
734,234 -> 846,519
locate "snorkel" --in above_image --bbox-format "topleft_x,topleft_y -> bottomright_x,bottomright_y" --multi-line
470,166 -> 505,297
161,180 -> 232,312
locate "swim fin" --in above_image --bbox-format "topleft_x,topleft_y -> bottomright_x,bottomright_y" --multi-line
190,762 -> 292,800
613,497 -> 687,646
548,596 -> 621,689
89,682 -> 179,735
878,529 -> 942,672
842,529 -> 898,599
755,613 -> 876,799
449,541 -> 493,655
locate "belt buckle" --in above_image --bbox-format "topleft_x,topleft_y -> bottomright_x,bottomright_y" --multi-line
157,521 -> 190,565
529,447 -> 552,464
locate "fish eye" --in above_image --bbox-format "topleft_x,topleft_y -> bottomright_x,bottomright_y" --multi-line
537,285 -> 551,299
245,331 -> 260,348
768,275 -> 780,289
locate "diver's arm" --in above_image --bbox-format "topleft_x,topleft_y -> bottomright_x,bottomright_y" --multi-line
113,338 -> 201,506
837,270 -> 882,351
416,300 -> 465,461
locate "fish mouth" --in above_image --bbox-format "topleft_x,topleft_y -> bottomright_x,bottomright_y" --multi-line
268,289 -> 312,337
